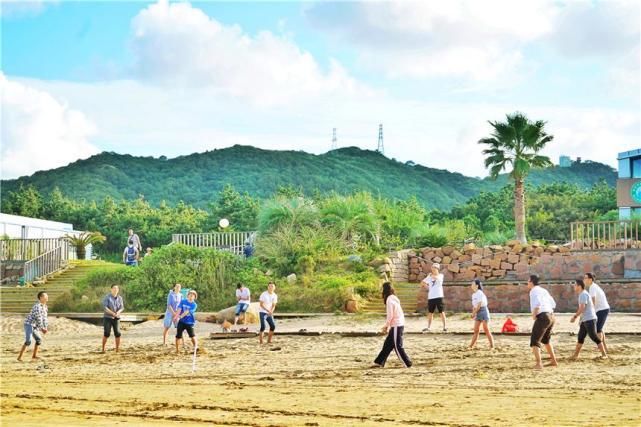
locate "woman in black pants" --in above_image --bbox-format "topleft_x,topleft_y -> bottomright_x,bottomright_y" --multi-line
372,282 -> 412,368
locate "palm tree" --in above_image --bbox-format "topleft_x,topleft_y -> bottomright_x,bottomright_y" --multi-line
64,232 -> 107,260
479,112 -> 553,244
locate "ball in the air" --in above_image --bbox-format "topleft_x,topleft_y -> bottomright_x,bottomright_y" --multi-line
219,218 -> 230,228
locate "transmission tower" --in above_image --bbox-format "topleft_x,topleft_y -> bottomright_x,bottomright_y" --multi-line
331,127 -> 337,150
376,123 -> 384,154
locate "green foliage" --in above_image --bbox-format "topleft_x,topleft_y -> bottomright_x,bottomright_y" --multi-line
63,231 -> 106,259
207,184 -> 259,231
0,146 -> 616,213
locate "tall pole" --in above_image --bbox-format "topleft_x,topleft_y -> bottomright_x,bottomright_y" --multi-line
331,128 -> 337,150
377,124 -> 384,154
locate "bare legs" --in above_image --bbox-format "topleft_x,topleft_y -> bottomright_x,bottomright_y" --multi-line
102,336 -> 120,353
532,344 -> 558,369
163,327 -> 170,345
426,312 -> 447,331
17,344 -> 39,361
571,342 -> 607,360
469,321 -> 494,349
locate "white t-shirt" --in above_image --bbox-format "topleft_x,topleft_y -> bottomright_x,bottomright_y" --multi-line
529,286 -> 556,314
588,283 -> 610,312
259,291 -> 278,314
236,288 -> 251,304
472,290 -> 488,309
422,273 -> 444,299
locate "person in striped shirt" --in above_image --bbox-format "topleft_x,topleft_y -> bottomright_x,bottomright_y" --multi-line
18,292 -> 49,361
372,282 -> 412,368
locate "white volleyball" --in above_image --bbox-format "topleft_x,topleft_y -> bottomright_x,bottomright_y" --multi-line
219,218 -> 230,228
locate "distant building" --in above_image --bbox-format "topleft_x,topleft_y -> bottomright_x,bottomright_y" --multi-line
559,155 -> 572,167
617,149 -> 641,219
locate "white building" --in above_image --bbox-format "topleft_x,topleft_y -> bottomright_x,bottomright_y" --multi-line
0,213 -> 76,239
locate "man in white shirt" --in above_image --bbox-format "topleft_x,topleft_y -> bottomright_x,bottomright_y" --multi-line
421,263 -> 447,332
527,274 -> 558,370
234,283 -> 251,330
259,282 -> 278,345
585,272 -> 610,352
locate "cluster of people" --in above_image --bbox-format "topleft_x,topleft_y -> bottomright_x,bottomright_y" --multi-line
17,266 -> 612,371
372,271 -> 610,370
122,228 -> 152,266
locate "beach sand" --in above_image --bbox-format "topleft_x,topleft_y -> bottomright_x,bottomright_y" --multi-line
1,313 -> 640,426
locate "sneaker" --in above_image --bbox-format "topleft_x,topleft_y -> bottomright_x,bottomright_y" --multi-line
443,328 -> 448,332
422,328 -> 430,333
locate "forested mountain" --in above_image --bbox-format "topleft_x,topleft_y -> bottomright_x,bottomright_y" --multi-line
1,145 -> 616,211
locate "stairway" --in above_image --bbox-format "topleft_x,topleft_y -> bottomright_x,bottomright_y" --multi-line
360,282 -> 421,314
0,260 -> 119,313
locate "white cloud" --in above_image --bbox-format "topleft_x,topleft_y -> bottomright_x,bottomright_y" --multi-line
0,0 -> 55,18
16,77 -> 638,180
0,74 -> 99,179
306,0 -> 560,82
306,0 -> 640,90
129,0 -> 363,106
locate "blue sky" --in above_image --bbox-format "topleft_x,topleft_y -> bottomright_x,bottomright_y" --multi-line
1,0 -> 640,179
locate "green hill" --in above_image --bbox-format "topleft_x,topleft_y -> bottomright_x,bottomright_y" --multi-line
0,145 -> 616,211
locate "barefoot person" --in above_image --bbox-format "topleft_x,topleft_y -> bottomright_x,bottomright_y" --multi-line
421,263 -> 447,332
234,283 -> 251,331
102,285 -> 124,353
18,292 -> 48,361
259,282 -> 278,345
372,282 -> 412,368
175,290 -> 198,354
162,283 -> 182,345
468,279 -> 494,350
585,273 -> 610,353
570,279 -> 608,360
527,274 -> 558,369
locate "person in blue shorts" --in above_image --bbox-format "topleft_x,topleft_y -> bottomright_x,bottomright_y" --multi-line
234,283 -> 251,331
175,290 -> 198,354
468,279 -> 494,350
18,291 -> 49,361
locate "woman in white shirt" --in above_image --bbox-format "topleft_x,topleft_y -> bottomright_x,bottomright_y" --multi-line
468,279 -> 494,350
372,282 -> 412,368
527,274 -> 558,370
585,272 -> 610,352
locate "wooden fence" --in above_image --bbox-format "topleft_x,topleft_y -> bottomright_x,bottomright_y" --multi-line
570,220 -> 640,250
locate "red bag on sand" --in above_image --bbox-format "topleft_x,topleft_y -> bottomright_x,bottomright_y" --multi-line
502,317 -> 519,333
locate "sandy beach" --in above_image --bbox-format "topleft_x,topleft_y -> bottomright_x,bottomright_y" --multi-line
1,313 -> 640,426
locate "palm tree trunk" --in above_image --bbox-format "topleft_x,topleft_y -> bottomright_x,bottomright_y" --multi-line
514,179 -> 527,244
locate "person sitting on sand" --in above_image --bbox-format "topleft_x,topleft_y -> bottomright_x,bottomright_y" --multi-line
259,282 -> 278,345
234,283 -> 251,331
163,283 -> 182,345
372,282 -> 412,368
570,279 -> 607,360
468,279 -> 494,350
175,290 -> 198,354
421,263 -> 447,332
102,285 -> 124,353
585,272 -> 610,353
18,291 -> 48,361
527,274 -> 558,370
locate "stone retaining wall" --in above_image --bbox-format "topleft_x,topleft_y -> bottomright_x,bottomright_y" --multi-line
408,242 -> 641,282
414,281 -> 641,313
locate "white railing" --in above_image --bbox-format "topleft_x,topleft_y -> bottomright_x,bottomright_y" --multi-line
570,220 -> 640,250
0,238 -> 68,261
23,245 -> 67,283
171,232 -> 256,256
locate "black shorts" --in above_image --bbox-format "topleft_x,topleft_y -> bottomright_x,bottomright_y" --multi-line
428,298 -> 444,313
176,321 -> 195,339
103,317 -> 121,338
530,312 -> 554,348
